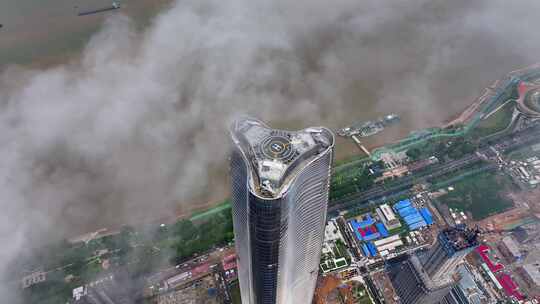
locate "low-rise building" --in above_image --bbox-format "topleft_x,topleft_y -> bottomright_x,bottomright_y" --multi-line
222,254 -> 237,282
374,235 -> 403,253
521,263 -> 540,287
157,273 -> 220,304
324,220 -> 344,242
376,204 -> 401,230
21,270 -> 46,289
499,236 -> 524,262
71,271 -> 136,304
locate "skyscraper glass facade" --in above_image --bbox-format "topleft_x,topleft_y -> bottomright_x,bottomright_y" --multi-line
230,118 -> 334,304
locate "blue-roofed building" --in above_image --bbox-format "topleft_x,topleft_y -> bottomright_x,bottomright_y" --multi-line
350,218 -> 382,241
350,220 -> 364,241
362,229 -> 380,241
403,212 -> 421,222
409,221 -> 427,231
419,208 -> 434,225
394,199 -> 429,230
376,223 -> 389,237
407,213 -> 426,225
399,207 -> 417,217
393,199 -> 412,211
404,214 -> 424,225
367,242 -> 377,257
355,214 -> 375,228
402,211 -> 418,220
361,243 -> 370,257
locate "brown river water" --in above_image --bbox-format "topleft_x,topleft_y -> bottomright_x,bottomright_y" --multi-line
1,0 -> 538,238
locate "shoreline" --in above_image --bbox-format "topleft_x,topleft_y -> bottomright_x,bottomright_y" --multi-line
3,1 -> 536,243
69,106 -> 467,242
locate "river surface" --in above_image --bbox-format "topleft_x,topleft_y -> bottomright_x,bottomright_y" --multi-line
1,0 -> 525,159
1,0 -> 538,238
0,0 -> 170,67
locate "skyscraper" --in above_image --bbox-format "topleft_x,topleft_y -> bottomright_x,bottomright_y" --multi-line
229,118 -> 334,304
389,225 -> 479,304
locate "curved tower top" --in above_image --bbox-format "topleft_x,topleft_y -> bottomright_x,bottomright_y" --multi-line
230,117 -> 335,304
230,118 -> 334,199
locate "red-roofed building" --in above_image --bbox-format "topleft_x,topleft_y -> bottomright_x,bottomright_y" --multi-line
356,225 -> 380,241
497,273 -> 525,301
222,254 -> 238,281
192,263 -> 210,276
223,254 -> 237,271
359,228 -> 366,237
476,245 -> 504,273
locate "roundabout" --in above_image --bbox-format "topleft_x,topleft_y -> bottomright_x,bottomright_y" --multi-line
517,82 -> 540,117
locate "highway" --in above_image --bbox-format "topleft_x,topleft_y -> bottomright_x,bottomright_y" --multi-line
329,123 -> 540,214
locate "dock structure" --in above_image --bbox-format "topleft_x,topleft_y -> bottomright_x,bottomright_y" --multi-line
337,114 -> 400,138
352,135 -> 371,157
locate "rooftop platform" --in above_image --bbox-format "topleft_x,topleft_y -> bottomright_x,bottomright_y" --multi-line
231,118 -> 334,198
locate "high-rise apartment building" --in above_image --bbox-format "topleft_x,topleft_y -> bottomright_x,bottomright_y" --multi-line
229,118 -> 334,304
389,225 -> 479,304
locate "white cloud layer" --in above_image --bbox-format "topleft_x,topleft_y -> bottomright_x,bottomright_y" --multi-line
1,0 -> 540,300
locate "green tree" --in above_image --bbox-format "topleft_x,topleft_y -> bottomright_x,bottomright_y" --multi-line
406,147 -> 422,161
174,220 -> 198,241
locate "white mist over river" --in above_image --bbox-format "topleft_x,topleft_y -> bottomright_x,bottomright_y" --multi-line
1,0 -> 540,301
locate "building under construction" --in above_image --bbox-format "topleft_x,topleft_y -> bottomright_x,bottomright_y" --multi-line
388,225 -> 479,304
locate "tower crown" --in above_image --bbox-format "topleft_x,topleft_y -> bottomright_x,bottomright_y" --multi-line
231,118 -> 333,198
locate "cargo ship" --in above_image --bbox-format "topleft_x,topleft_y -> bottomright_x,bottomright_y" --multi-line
78,2 -> 121,16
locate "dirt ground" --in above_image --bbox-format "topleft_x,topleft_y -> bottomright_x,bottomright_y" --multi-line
371,271 -> 398,304
508,188 -> 540,213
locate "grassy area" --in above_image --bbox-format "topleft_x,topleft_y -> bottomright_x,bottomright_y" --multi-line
229,281 -> 242,304
351,283 -> 373,304
468,102 -> 514,139
160,209 -> 234,263
20,228 -> 138,302
335,154 -> 369,168
322,260 -> 336,271
407,137 -> 478,162
335,239 -> 351,263
330,163 -> 376,201
22,272 -> 78,304
335,260 -> 347,268
508,145 -> 540,161
388,225 -> 406,236
21,207 -> 235,303
343,205 -> 377,219
189,200 -> 231,222
436,171 -> 515,220
320,239 -> 351,273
